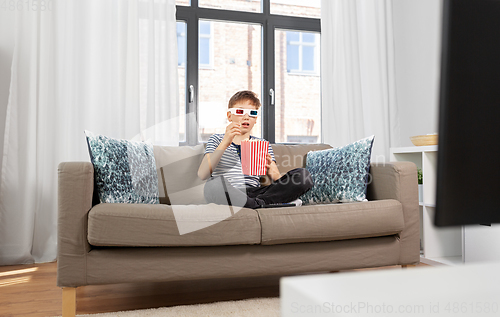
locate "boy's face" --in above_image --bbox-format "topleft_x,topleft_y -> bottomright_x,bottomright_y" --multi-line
227,99 -> 259,134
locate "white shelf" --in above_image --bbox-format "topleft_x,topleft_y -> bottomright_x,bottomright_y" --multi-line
391,145 -> 437,154
391,146 -> 463,267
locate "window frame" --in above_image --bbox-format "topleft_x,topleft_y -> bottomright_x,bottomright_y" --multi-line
176,0 -> 321,146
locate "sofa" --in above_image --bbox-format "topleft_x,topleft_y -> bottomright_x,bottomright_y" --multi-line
57,143 -> 420,316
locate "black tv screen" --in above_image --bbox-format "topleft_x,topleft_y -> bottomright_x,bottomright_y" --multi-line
435,0 -> 500,226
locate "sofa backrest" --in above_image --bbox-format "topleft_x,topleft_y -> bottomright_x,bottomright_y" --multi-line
271,143 -> 332,174
151,142 -> 332,204
153,144 -> 206,205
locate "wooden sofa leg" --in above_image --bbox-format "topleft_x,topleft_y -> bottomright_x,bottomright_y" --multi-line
62,287 -> 76,317
402,265 -> 416,269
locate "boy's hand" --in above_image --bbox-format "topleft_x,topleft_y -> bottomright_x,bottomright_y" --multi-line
221,122 -> 241,147
265,153 -> 281,181
265,153 -> 273,169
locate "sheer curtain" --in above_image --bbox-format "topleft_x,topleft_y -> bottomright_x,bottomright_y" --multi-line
321,0 -> 400,161
0,0 -> 178,265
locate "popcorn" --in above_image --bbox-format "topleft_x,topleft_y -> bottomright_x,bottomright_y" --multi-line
241,140 -> 269,176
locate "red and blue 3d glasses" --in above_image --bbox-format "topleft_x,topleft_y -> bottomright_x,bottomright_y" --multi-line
228,108 -> 259,117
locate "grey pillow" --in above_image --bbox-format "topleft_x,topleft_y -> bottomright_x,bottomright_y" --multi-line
85,131 -> 159,204
300,135 -> 375,205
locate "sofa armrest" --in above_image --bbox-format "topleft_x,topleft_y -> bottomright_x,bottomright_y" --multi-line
367,162 -> 420,265
57,162 -> 94,287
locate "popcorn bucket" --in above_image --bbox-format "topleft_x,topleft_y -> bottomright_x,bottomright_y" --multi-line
241,140 -> 269,176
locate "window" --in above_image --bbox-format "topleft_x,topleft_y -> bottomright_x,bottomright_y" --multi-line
286,31 -> 319,74
200,0 -> 261,13
198,21 -> 213,67
198,21 -> 262,141
275,29 -> 321,143
177,22 -> 187,66
270,0 -> 321,18
178,21 -> 213,68
176,0 -> 321,145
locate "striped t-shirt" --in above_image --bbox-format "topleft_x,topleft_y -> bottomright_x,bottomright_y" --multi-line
205,133 -> 276,189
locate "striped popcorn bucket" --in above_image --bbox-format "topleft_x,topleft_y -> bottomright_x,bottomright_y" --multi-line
241,140 -> 269,176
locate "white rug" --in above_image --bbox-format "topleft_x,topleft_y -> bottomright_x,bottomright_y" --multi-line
75,297 -> 279,317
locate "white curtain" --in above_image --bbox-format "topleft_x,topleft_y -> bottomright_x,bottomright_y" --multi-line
0,0 -> 178,265
321,0 -> 400,161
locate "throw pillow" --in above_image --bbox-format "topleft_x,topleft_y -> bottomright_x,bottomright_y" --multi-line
299,135 -> 375,205
85,130 -> 160,204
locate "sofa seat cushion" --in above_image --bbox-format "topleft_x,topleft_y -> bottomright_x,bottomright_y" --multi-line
257,199 -> 404,245
88,203 -> 261,247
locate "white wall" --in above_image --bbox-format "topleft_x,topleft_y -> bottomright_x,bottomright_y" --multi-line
392,0 -> 443,147
0,10 -> 16,180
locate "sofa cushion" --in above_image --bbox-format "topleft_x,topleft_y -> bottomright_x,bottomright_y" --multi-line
85,131 -> 159,204
153,144 -> 206,205
88,203 -> 261,246
257,199 -> 404,245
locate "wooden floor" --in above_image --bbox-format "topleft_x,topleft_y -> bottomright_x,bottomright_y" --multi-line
0,261 -> 429,317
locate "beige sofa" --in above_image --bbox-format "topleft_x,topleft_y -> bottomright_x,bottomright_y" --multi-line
57,143 -> 420,316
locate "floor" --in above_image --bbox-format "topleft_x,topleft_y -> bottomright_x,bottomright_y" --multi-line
0,261 -> 429,317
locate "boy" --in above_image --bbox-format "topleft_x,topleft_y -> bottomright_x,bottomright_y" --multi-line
198,90 -> 313,209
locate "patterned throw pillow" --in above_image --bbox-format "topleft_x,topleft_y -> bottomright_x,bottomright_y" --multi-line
85,131 -> 160,204
300,135 -> 375,205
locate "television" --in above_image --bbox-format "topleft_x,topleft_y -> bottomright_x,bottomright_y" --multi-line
435,0 -> 500,226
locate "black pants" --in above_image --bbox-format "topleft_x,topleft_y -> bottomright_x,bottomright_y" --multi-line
203,168 -> 313,209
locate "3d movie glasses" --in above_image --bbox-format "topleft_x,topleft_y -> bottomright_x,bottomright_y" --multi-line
228,108 -> 259,117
